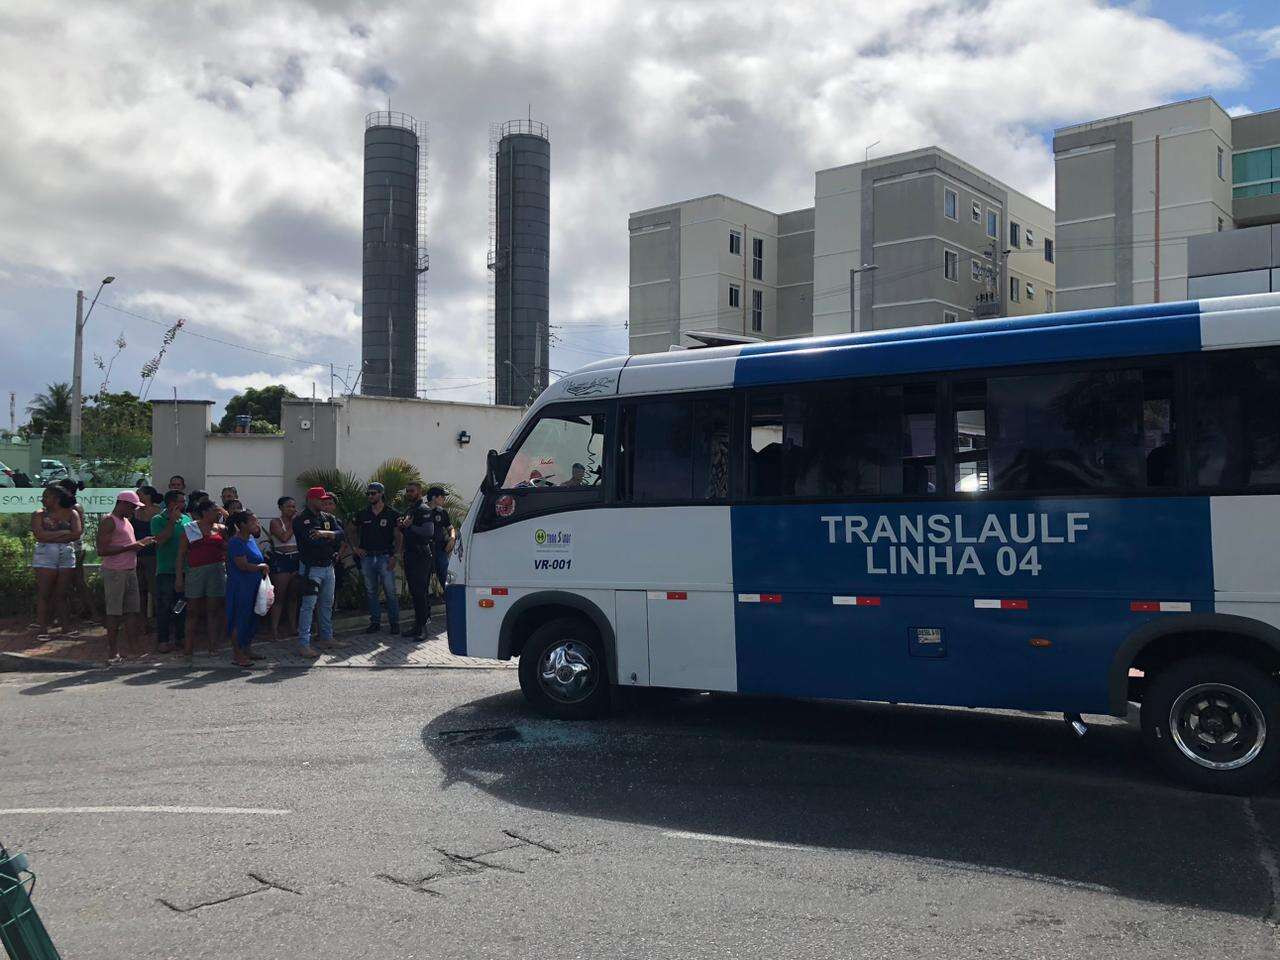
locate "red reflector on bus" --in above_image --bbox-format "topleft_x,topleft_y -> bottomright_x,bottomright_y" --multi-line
760,594 -> 782,604
667,591 -> 687,601
833,596 -> 881,606
1130,600 -> 1190,613
479,599 -> 495,609
490,588 -> 509,596
974,599 -> 1027,610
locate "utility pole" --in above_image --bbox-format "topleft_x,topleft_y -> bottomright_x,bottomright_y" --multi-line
70,276 -> 114,456
71,290 -> 84,455
8,391 -> 14,433
1153,134 -> 1161,303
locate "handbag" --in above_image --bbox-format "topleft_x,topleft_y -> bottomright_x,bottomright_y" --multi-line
254,577 -> 275,616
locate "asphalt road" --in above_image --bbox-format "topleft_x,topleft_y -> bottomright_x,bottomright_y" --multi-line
2,665 -> 1279,959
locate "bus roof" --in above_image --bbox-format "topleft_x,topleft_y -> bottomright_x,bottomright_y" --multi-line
541,292 -> 1280,407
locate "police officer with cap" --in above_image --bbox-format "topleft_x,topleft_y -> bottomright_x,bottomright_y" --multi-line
293,485 -> 343,656
426,486 -> 454,613
398,481 -> 435,639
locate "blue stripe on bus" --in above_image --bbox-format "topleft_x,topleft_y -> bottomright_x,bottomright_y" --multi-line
733,313 -> 1203,388
446,584 -> 467,656
729,498 -> 1214,711
735,300 -> 1201,360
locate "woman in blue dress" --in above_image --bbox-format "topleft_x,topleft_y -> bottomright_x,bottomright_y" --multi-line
226,510 -> 269,668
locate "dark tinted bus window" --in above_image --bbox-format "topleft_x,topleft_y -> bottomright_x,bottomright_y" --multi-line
959,367 -> 1170,493
749,381 -> 937,497
1190,351 -> 1280,489
623,396 -> 732,502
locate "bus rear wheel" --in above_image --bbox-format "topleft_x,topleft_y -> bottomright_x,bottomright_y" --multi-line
1141,655 -> 1280,794
518,617 -> 611,720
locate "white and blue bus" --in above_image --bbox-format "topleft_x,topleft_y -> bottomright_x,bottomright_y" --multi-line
446,292 -> 1280,793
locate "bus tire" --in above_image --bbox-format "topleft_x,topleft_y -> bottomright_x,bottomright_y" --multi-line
1141,655 -> 1280,795
518,617 -> 611,720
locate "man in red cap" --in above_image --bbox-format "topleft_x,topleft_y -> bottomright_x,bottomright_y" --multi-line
292,486 -> 343,657
97,490 -> 157,661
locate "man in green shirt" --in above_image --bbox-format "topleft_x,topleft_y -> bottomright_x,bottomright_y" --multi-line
150,490 -> 193,653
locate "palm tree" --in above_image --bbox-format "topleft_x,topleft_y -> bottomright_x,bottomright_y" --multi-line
25,382 -> 72,437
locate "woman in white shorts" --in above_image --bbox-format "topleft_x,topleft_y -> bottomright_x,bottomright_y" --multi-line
31,484 -> 82,634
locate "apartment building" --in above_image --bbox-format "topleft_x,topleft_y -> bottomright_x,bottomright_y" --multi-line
629,147 -> 1055,355
1053,97 -> 1280,310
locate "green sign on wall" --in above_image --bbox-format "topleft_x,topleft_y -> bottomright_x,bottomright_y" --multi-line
0,489 -> 131,514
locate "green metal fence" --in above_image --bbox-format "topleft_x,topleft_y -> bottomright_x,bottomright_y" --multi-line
0,846 -> 60,960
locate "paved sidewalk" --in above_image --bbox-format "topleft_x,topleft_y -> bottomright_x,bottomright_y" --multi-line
0,613 -> 512,671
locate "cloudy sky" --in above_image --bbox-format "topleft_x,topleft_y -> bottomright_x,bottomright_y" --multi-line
1,0 -> 1278,421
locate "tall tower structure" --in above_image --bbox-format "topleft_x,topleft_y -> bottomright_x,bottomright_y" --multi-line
362,110 -> 428,398
491,119 -> 550,406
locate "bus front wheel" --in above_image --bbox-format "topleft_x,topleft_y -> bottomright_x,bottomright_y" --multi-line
1141,655 -> 1280,794
518,617 -> 611,720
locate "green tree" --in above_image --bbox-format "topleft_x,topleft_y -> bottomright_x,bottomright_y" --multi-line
217,385 -> 296,432
79,390 -> 152,484
25,382 -> 72,437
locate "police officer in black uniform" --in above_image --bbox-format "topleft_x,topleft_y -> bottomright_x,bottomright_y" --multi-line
426,486 -> 454,613
398,480 -> 435,640
349,481 -> 402,635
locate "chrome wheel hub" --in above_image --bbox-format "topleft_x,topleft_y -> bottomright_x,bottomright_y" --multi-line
1170,683 -> 1266,771
538,640 -> 597,704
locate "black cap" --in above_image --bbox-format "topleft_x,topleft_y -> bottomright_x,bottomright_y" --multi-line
366,481 -> 385,493
426,486 -> 445,499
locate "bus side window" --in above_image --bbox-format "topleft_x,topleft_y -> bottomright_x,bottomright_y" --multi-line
750,381 -> 938,498
621,396 -> 732,502
1190,350 -> 1280,490
502,410 -> 608,491
954,380 -> 988,493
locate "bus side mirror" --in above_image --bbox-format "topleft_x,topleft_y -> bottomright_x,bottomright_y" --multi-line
483,449 -> 508,493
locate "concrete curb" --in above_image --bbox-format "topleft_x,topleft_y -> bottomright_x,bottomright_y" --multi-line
0,651 -> 95,673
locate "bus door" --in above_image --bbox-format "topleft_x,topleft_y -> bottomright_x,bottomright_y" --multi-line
618,395 -> 738,692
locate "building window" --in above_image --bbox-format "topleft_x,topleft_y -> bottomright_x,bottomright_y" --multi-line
1045,290 -> 1054,312
752,237 -> 763,280
1025,228 -> 1034,247
729,230 -> 742,255
728,283 -> 740,308
944,249 -> 959,283
944,188 -> 958,221
1232,146 -> 1280,198
986,209 -> 998,240
1044,238 -> 1054,263
1010,222 -> 1021,247
943,310 -> 958,324
751,289 -> 763,332
1009,276 -> 1020,302
972,259 -> 984,283
971,200 -> 982,223
1026,281 -> 1035,300
1218,145 -> 1225,181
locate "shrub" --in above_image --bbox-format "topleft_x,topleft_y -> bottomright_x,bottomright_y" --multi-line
0,531 -> 35,616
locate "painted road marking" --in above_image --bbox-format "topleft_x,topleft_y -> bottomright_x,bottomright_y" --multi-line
663,829 -> 1116,895
0,805 -> 292,816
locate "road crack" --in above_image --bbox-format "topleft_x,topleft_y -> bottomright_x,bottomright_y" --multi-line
158,872 -> 302,914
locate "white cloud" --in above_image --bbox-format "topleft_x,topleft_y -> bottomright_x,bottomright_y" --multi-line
1227,104 -> 1254,117
0,0 -> 1249,417
1258,25 -> 1280,60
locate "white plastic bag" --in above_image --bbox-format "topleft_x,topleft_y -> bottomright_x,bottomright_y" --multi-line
254,577 -> 275,616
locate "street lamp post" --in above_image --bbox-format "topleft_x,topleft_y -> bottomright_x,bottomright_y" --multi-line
849,263 -> 878,333
70,275 -> 115,456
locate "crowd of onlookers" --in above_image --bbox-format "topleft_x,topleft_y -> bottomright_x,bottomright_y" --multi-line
29,473 -> 457,665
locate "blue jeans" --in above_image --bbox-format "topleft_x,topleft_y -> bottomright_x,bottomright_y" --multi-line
361,553 -> 399,625
298,564 -> 335,647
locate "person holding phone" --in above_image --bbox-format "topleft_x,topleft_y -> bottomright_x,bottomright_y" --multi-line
31,483 -> 81,635
150,489 -> 193,654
